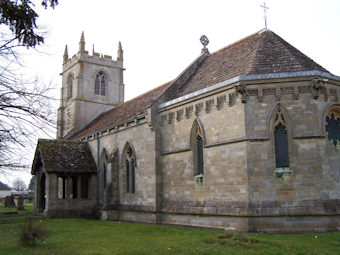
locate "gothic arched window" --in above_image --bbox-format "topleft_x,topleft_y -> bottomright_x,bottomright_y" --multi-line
67,73 -> 74,99
191,119 -> 204,184
325,106 -> 340,149
124,143 -> 136,194
196,135 -> 204,175
95,71 -> 106,96
273,108 -> 290,169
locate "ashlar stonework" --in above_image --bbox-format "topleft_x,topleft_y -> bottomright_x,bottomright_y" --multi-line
31,29 -> 340,232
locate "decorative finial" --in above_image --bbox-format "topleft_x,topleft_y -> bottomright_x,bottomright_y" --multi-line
63,45 -> 68,64
117,41 -> 123,61
79,31 -> 85,52
92,44 -> 94,54
260,0 -> 269,30
200,35 -> 209,54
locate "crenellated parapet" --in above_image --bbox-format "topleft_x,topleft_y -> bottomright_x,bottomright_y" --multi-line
62,32 -> 124,74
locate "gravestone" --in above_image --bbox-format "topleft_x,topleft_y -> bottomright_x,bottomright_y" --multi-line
17,196 -> 24,210
4,196 -> 15,208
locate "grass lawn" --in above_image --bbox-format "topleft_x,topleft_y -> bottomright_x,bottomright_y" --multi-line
1,218 -> 340,255
0,203 -> 33,218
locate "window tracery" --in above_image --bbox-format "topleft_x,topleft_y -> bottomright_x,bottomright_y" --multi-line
95,71 -> 106,96
325,106 -> 340,149
124,144 -> 135,194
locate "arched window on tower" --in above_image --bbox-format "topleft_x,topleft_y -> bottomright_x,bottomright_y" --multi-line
191,119 -> 204,184
273,108 -> 290,170
123,143 -> 136,194
66,73 -> 74,99
95,71 -> 106,96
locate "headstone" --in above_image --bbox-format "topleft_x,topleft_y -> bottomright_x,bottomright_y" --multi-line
4,196 -> 15,207
17,196 -> 24,210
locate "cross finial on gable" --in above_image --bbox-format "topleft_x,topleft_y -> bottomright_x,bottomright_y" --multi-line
260,0 -> 269,30
200,35 -> 209,54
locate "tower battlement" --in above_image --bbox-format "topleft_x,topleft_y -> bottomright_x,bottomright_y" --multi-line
57,32 -> 125,139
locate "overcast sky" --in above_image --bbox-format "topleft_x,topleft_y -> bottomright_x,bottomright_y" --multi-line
1,0 -> 340,186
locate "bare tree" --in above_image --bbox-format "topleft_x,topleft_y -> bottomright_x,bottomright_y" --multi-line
0,0 -> 59,174
12,177 -> 27,191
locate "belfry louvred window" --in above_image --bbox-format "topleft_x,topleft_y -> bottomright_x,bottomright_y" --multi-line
95,71 -> 106,96
67,73 -> 73,99
273,108 -> 290,168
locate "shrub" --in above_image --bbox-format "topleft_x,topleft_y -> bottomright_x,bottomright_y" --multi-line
19,217 -> 49,247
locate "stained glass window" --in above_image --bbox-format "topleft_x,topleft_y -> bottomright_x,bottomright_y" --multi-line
197,135 -> 204,175
274,124 -> 289,168
325,110 -> 340,149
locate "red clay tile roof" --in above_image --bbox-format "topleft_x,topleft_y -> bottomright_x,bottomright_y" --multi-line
74,81 -> 171,138
173,29 -> 329,99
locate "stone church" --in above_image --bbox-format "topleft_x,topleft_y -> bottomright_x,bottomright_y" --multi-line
32,29 -> 340,232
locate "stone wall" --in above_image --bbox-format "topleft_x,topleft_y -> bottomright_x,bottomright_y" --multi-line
159,90 -> 249,216
244,79 -> 340,216
87,119 -> 158,214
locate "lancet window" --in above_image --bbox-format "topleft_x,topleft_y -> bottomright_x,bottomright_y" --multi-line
191,119 -> 204,183
124,144 -> 135,194
66,73 -> 74,99
95,71 -> 106,96
273,108 -> 290,169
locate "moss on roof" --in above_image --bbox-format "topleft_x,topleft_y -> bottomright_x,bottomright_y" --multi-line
31,139 -> 97,174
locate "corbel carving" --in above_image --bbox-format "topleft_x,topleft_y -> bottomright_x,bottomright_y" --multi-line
205,99 -> 214,113
176,109 -> 184,122
275,87 -> 282,101
195,102 -> 203,114
234,83 -> 249,103
216,95 -> 226,110
311,78 -> 326,100
185,105 -> 193,119
228,92 -> 237,107
168,112 -> 175,124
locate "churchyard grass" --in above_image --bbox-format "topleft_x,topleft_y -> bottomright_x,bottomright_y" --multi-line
0,203 -> 33,218
1,218 -> 340,255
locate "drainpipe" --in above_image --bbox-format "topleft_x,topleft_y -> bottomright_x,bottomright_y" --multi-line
96,133 -> 100,209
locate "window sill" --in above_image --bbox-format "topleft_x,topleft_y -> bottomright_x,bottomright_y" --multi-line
194,174 -> 204,185
274,167 -> 292,178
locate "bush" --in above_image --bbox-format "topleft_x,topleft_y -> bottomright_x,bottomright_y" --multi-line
19,217 -> 49,247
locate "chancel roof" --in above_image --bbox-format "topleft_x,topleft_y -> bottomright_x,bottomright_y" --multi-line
73,29 -> 332,139
172,29 -> 329,99
31,139 -> 97,174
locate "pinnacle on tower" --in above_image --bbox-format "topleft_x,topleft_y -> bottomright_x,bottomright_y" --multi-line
117,41 -> 123,61
63,45 -> 68,64
79,31 -> 85,52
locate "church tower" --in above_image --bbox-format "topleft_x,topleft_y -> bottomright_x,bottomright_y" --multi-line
57,32 -> 124,139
